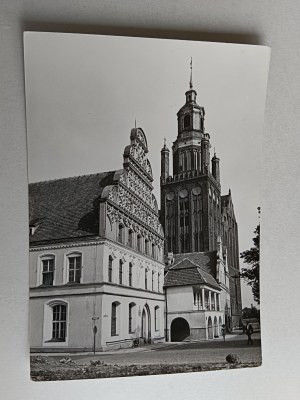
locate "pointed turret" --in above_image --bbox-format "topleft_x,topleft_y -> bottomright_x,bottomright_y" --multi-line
161,138 -> 170,183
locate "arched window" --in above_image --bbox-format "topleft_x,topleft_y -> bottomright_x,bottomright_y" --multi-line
137,234 -> 142,252
43,299 -> 69,346
152,270 -> 155,291
119,260 -> 123,285
154,306 -> 160,331
128,229 -> 134,248
183,114 -> 190,129
152,243 -> 155,259
108,256 -> 113,283
158,273 -> 161,292
40,255 -> 55,286
129,262 -> 133,287
145,269 -> 148,290
128,302 -> 136,334
118,224 -> 124,243
67,253 -> 82,284
145,238 -> 149,255
111,301 -> 120,336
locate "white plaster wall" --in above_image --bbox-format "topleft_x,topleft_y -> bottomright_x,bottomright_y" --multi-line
166,286 -> 192,312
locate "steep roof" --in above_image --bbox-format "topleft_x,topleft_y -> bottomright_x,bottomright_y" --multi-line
167,251 -> 217,275
29,171 -> 116,245
164,252 -> 220,289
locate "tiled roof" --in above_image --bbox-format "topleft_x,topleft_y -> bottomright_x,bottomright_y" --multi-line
164,252 -> 220,289
29,171 -> 116,245
168,251 -> 217,275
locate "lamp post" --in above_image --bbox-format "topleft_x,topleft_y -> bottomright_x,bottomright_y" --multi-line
92,316 -> 99,354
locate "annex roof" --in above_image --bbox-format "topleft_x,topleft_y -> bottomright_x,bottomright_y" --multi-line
164,252 -> 220,290
29,171 -> 116,245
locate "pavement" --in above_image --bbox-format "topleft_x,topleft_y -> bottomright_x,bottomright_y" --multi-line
33,330 -> 262,366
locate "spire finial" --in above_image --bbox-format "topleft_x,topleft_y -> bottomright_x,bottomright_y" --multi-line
214,147 -> 216,156
134,118 -> 137,128
164,137 -> 166,147
189,57 -> 193,89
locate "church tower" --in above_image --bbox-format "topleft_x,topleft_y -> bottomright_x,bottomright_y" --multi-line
160,60 -> 222,254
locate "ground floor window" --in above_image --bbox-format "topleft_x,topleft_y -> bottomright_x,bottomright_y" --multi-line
52,304 -> 67,341
154,306 -> 160,331
111,301 -> 120,336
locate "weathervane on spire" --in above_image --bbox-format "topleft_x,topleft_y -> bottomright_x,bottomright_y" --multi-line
164,137 -> 166,146
189,57 -> 193,89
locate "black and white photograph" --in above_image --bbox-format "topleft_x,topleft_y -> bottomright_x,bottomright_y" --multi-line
24,32 -> 270,381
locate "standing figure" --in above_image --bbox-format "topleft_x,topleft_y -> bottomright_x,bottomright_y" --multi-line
246,321 -> 254,345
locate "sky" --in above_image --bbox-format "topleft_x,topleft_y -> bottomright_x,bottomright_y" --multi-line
24,32 -> 270,307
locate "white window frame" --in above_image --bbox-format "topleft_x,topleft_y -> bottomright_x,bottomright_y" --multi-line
43,299 -> 69,347
63,251 -> 83,284
36,254 -> 56,287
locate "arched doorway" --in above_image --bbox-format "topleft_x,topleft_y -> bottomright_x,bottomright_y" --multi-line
207,316 -> 213,339
141,304 -> 151,343
214,316 -> 218,338
170,317 -> 190,342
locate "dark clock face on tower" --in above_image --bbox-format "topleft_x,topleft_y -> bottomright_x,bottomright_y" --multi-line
179,188 -> 188,198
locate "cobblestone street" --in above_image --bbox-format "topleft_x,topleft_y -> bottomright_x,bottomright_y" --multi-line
45,332 -> 262,367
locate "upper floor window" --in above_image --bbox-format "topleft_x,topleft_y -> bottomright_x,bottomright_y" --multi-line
68,254 -> 82,284
137,234 -> 142,252
152,243 -> 155,259
129,263 -> 133,287
52,304 -> 67,342
145,269 -> 148,290
152,271 -> 154,291
108,256 -> 113,283
41,256 -> 55,286
119,260 -> 123,285
118,224 -> 124,244
145,239 -> 149,255
128,229 -> 134,248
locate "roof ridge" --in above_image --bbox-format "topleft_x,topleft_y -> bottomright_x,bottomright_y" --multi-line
29,170 -> 116,186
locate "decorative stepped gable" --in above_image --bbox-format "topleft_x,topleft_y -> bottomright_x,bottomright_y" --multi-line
103,127 -> 164,249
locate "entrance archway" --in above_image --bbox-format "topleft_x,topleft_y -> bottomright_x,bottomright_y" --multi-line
207,316 -> 213,339
170,317 -> 190,342
141,304 -> 151,343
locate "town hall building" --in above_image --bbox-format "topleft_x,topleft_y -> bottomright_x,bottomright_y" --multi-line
29,128 -> 165,352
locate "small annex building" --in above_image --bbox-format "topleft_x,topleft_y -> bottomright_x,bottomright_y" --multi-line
164,237 -> 231,341
29,128 -> 165,352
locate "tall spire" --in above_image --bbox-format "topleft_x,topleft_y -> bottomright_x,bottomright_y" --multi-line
189,57 -> 193,89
